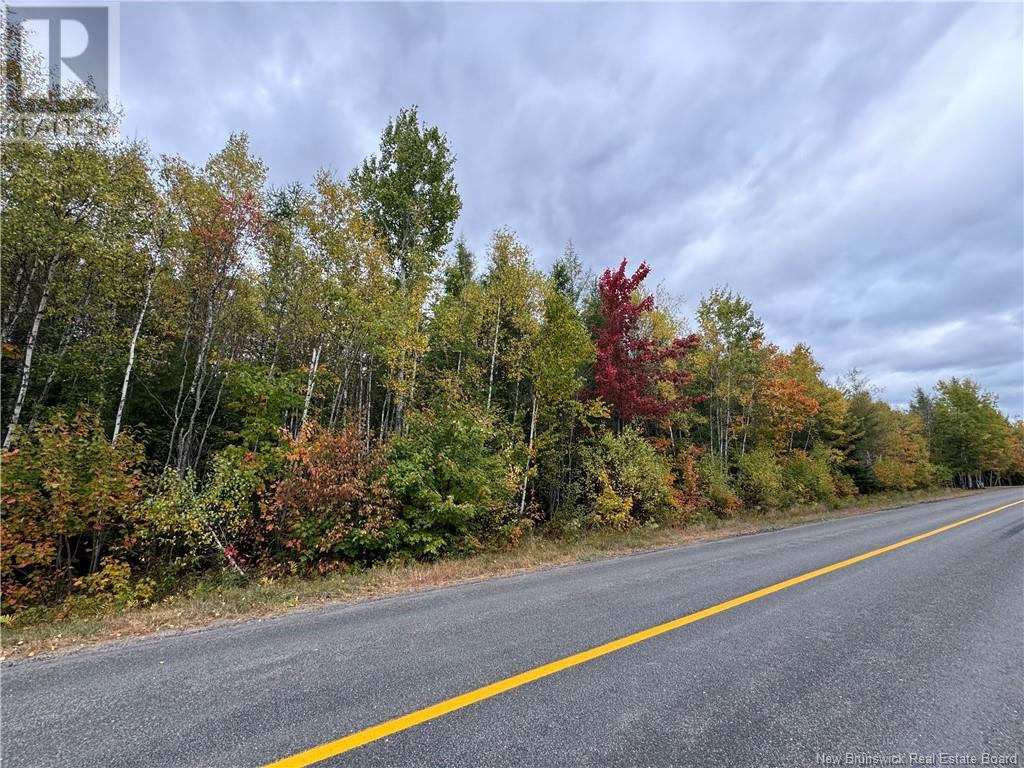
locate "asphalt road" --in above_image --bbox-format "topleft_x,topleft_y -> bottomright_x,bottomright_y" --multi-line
3,488 -> 1022,768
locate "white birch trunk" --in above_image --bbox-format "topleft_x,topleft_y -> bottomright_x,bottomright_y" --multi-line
112,269 -> 155,444
3,256 -> 57,451
487,296 -> 501,412
297,344 -> 322,439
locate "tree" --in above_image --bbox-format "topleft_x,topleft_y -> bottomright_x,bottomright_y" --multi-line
551,240 -> 587,306
527,279 -> 595,517
479,230 -> 545,417
349,106 -> 461,283
1,139 -> 158,450
931,378 -> 1011,487
692,289 -> 766,463
748,346 -> 820,455
349,106 -> 462,433
593,259 -> 700,424
160,134 -> 266,474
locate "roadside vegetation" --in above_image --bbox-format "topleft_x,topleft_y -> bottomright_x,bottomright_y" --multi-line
1,488 -> 993,658
3,104 -> 1023,645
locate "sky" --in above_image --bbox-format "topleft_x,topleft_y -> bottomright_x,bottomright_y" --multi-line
117,1 -> 1024,417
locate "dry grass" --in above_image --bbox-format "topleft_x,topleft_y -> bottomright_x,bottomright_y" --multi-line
0,487 -> 987,661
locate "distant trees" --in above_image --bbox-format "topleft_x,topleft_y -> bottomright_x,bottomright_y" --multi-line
2,107 -> 1021,615
929,378 -> 1016,488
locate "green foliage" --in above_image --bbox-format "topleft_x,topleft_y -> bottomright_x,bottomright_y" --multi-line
931,378 -> 1011,486
385,392 -> 522,557
225,361 -> 304,450
780,448 -> 836,505
349,105 -> 461,282
70,558 -> 157,612
534,287 -> 595,409
566,429 -> 675,528
695,453 -> 741,517
141,446 -> 277,575
736,447 -> 785,510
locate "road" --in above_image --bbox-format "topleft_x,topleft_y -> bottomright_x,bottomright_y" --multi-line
3,489 -> 1022,768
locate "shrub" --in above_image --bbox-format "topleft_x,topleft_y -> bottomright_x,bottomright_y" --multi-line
1,409 -> 145,612
567,428 -> 675,527
831,469 -> 859,499
141,445 -> 278,576
872,454 -> 939,491
70,557 -> 156,612
385,397 -> 522,558
696,453 -> 741,517
736,447 -> 784,510
272,426 -> 397,568
872,456 -> 913,491
781,448 -> 836,505
672,446 -> 704,523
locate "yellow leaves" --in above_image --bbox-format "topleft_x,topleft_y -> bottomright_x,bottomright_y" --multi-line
594,470 -> 634,531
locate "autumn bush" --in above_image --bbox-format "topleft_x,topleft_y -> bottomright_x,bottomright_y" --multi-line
1,410 -> 145,612
566,428 -> 675,528
780,449 -> 836,505
141,445 -> 279,578
671,446 -> 706,523
736,448 -> 785,511
692,453 -> 738,517
272,426 -> 398,568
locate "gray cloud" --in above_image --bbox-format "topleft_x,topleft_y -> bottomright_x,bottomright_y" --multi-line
119,1 -> 1023,416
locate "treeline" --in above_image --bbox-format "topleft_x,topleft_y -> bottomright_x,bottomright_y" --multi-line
2,108 -> 1022,615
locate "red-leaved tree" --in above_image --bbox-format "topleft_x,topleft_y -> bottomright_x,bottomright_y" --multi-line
594,259 -> 701,422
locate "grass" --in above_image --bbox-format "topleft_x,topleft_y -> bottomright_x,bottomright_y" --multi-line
0,486 -> 993,661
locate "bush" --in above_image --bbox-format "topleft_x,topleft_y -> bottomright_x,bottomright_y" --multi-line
736,448 -> 784,510
567,428 -> 675,528
141,445 -> 279,576
1,409 -> 145,612
831,470 -> 859,499
872,454 -> 939,491
70,557 -> 156,612
385,397 -> 523,558
696,453 -> 740,518
671,446 -> 704,523
781,448 -> 836,505
272,426 -> 397,568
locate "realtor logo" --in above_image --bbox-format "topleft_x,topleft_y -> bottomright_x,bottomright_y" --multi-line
4,4 -> 117,113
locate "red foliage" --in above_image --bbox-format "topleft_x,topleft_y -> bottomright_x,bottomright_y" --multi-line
191,191 -> 263,250
593,259 -> 701,421
271,426 -> 396,566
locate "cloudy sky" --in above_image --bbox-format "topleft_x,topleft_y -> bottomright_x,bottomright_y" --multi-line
118,2 -> 1023,416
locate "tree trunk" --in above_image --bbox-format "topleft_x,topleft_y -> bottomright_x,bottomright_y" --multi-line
487,296 -> 501,412
297,343 -> 322,439
112,269 -> 155,444
3,255 -> 57,451
519,393 -> 538,518
1,258 -> 37,345
174,296 -> 217,475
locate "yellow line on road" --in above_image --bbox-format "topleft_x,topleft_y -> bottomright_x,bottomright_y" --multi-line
264,497 -> 1023,768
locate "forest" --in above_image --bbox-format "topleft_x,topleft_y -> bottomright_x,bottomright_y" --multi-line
3,106 -> 1023,617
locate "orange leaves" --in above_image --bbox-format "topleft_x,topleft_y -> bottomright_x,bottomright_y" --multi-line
271,425 -> 397,568
751,348 -> 821,454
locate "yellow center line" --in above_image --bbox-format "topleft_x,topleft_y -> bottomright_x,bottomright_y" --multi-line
263,497 -> 1023,768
